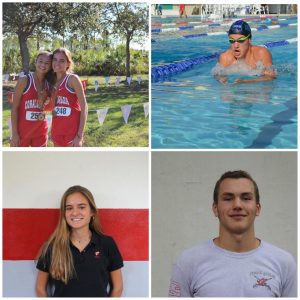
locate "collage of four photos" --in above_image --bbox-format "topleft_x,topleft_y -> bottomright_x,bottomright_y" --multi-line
2,2 -> 298,298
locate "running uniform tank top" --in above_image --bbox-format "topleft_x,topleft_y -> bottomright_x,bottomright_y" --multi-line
18,73 -> 49,139
51,74 -> 81,137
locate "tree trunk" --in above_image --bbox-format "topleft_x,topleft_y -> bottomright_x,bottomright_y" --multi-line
18,33 -> 30,72
126,35 -> 131,78
84,34 -> 88,50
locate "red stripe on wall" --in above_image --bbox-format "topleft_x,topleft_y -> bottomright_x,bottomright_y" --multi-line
3,209 -> 148,261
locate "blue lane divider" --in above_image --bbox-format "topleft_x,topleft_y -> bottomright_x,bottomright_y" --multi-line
151,23 -> 225,33
151,15 -> 297,28
152,28 -> 161,33
151,53 -> 220,80
264,40 -> 290,47
257,25 -> 269,31
184,33 -> 209,39
152,22 -> 297,35
151,38 -> 297,80
178,26 -> 194,30
182,23 -> 297,38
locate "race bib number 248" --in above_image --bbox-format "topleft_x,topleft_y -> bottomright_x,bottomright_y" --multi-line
54,106 -> 71,117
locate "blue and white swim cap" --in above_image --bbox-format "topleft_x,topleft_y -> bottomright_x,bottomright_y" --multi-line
228,20 -> 252,39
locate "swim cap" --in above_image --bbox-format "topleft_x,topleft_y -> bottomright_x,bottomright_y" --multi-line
228,20 -> 252,39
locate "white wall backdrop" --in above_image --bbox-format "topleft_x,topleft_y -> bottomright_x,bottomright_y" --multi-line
3,151 -> 148,209
151,151 -> 297,297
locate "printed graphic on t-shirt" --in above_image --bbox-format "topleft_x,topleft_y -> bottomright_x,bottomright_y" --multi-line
169,280 -> 181,297
94,250 -> 101,259
250,271 -> 275,292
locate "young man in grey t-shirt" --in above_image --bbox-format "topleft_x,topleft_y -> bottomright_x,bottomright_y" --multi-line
169,170 -> 297,297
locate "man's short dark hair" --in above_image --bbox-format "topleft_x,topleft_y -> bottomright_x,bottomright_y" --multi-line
213,170 -> 260,204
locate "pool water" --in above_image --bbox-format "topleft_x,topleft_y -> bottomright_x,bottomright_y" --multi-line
152,22 -> 297,148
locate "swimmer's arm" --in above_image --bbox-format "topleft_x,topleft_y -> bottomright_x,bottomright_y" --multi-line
214,75 -> 228,84
214,53 -> 229,84
260,47 -> 276,79
233,76 -> 275,84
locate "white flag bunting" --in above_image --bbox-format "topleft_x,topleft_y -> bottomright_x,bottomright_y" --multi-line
97,108 -> 109,125
121,105 -> 132,124
143,102 -> 149,118
94,80 -> 99,92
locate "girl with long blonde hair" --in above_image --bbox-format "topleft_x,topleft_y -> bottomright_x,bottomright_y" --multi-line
36,185 -> 123,297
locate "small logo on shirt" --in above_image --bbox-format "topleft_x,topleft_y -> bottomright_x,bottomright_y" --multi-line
169,280 -> 181,297
94,251 -> 101,259
250,271 -> 274,291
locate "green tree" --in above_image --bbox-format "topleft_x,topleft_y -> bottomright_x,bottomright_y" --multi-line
3,3 -> 148,75
3,3 -> 58,72
3,3 -> 104,72
102,3 -> 148,77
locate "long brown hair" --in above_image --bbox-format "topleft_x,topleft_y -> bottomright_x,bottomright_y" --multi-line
52,47 -> 74,73
39,185 -> 102,284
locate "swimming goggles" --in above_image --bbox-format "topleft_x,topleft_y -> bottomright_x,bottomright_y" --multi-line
228,34 -> 250,44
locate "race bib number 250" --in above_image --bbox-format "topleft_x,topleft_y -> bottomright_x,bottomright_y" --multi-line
26,111 -> 44,121
54,106 -> 71,117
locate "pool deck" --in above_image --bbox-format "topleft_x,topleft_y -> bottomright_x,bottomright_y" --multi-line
152,13 -> 296,19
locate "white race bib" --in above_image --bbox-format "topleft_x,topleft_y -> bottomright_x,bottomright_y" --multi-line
54,106 -> 71,117
25,111 -> 44,121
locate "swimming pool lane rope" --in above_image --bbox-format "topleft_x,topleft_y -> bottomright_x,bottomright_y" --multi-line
152,22 -> 297,35
152,16 -> 297,28
183,23 -> 297,38
151,38 -> 297,80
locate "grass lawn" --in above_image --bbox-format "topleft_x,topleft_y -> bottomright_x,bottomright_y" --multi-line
3,75 -> 149,147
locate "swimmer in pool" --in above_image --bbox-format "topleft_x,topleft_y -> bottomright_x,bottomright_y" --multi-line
215,20 -> 276,84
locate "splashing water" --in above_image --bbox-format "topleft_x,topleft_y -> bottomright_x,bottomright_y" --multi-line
211,60 -> 277,77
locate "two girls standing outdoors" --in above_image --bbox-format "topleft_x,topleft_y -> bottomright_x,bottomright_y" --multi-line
11,48 -> 87,147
